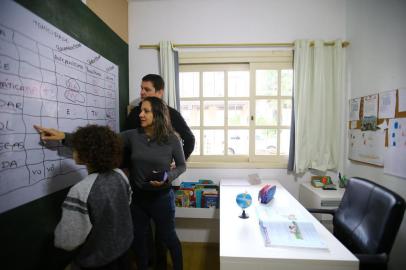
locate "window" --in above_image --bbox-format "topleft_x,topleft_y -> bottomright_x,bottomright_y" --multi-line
179,51 -> 293,167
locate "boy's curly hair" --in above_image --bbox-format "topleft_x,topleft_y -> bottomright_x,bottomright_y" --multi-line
71,125 -> 122,173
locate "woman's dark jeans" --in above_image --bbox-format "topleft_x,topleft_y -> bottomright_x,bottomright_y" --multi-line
131,189 -> 182,270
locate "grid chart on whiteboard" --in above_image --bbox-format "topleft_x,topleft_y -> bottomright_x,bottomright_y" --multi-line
0,23 -> 118,196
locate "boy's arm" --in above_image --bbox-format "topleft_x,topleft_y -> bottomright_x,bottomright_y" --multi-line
34,125 -> 73,157
33,125 -> 66,141
54,183 -> 93,251
61,133 -> 74,148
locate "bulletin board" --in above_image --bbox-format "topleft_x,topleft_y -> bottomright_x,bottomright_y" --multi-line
348,89 -> 406,172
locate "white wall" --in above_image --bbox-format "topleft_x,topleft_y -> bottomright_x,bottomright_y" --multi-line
345,1 -> 406,269
129,0 -> 346,242
129,0 -> 346,101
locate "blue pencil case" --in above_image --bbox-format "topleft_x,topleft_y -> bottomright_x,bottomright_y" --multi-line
258,184 -> 276,204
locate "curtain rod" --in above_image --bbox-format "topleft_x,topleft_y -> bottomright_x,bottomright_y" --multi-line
139,41 -> 350,49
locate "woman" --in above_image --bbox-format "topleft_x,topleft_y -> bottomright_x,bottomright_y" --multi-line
120,96 -> 185,270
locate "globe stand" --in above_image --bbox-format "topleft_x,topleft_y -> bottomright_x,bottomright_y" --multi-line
239,209 -> 249,219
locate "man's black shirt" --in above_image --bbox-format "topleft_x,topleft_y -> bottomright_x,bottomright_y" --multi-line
125,105 -> 195,160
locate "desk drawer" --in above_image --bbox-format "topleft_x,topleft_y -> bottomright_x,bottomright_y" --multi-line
321,200 -> 341,207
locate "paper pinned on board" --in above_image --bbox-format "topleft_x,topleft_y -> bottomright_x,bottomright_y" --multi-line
398,88 -> 406,112
384,118 -> 406,179
378,90 -> 396,118
349,98 -> 361,121
363,94 -> 378,117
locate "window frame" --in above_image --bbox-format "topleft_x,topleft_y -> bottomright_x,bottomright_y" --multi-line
179,50 -> 293,168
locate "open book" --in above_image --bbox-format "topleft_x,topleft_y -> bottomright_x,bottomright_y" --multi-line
256,205 -> 327,249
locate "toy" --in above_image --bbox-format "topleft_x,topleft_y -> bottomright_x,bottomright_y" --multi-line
311,176 -> 332,188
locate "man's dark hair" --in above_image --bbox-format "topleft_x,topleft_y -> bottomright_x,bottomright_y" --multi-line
142,74 -> 165,91
71,125 -> 122,173
142,96 -> 173,144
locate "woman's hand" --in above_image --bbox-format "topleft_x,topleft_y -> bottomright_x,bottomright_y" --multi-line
149,180 -> 166,187
33,125 -> 66,141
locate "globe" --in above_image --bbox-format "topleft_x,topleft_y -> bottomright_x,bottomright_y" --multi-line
236,192 -> 252,219
236,192 -> 252,209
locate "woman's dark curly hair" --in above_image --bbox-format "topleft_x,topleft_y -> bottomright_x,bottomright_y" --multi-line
71,125 -> 122,173
142,96 -> 173,144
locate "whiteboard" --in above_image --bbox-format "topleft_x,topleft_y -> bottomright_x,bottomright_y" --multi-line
0,0 -> 120,213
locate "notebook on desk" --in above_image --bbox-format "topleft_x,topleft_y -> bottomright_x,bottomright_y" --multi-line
256,205 -> 327,249
259,219 -> 327,249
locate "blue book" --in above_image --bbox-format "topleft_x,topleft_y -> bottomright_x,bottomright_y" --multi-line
204,194 -> 219,208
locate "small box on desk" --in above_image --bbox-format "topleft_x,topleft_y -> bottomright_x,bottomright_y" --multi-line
311,176 -> 333,188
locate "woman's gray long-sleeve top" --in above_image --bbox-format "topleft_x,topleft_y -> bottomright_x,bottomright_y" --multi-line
120,129 -> 186,192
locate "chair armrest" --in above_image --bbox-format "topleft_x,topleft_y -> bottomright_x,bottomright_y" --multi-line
307,208 -> 336,216
355,253 -> 388,264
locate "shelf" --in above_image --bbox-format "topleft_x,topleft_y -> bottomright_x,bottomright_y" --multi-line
175,207 -> 219,219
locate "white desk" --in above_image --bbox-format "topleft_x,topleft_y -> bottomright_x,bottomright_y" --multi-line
220,180 -> 358,270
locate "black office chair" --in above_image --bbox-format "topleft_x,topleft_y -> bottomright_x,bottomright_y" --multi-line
308,177 -> 405,270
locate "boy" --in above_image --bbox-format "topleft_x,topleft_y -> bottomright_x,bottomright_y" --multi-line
35,125 -> 133,270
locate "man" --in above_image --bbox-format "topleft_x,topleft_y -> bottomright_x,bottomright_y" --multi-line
125,74 -> 195,160
125,74 -> 194,270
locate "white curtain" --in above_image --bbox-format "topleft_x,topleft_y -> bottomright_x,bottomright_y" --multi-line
294,40 -> 345,173
159,41 -> 178,109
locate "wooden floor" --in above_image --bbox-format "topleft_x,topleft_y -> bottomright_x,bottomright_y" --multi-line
180,242 -> 220,270
131,242 -> 220,270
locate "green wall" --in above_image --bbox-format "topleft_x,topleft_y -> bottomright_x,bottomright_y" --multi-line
0,1 -> 129,269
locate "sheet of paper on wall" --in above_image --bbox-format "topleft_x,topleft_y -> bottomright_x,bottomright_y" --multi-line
384,118 -> 406,179
398,88 -> 406,112
378,90 -> 396,118
349,98 -> 361,121
348,129 -> 385,166
363,94 -> 378,117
